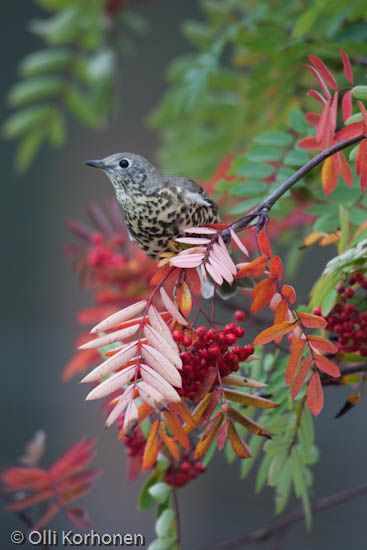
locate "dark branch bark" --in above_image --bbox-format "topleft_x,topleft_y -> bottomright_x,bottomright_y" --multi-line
209,482 -> 367,549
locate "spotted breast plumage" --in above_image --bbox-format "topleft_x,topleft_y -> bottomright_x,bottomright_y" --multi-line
85,153 -> 221,260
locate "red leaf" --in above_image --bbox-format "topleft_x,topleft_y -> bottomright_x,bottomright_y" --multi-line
342,91 -> 352,123
357,100 -> 367,127
2,468 -> 50,492
285,338 -> 306,387
253,321 -> 296,345
194,412 -> 224,460
335,122 -> 363,142
291,357 -> 312,399
305,112 -> 320,127
273,300 -> 290,329
281,284 -> 296,304
314,355 -> 340,377
322,156 -> 338,195
329,91 -> 339,135
307,89 -> 327,105
308,56 -> 338,90
49,439 -> 96,481
257,230 -> 272,257
269,256 -> 283,280
298,136 -> 320,150
66,507 -> 93,530
340,49 -> 353,85
307,372 -> 324,416
339,152 -> 354,188
306,64 -> 332,99
185,267 -> 202,294
250,278 -> 276,314
227,420 -> 251,459
298,312 -> 327,329
216,420 -> 229,450
235,256 -> 268,279
316,99 -> 331,144
357,139 -> 367,191
163,410 -> 190,450
62,349 -> 100,381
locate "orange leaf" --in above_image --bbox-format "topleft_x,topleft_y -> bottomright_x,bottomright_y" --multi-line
308,335 -> 337,354
298,312 -> 327,329
224,390 -> 278,409
150,265 -> 174,286
314,355 -> 340,377
186,394 -> 212,434
269,256 -> 283,280
170,401 -> 197,430
303,232 -> 324,247
339,152 -> 354,188
62,349 -> 100,381
163,410 -> 190,450
32,503 -> 61,531
257,230 -> 272,257
142,420 -> 159,471
281,284 -> 296,304
194,412 -> 224,459
185,267 -> 201,294
307,372 -> 324,416
159,422 -> 179,460
177,281 -> 192,317
250,278 -> 276,314
253,321 -> 296,345
235,256 -> 268,279
291,357 -> 313,399
273,300 -> 290,333
322,156 -> 338,196
7,489 -> 54,511
285,338 -> 307,387
227,420 -> 251,459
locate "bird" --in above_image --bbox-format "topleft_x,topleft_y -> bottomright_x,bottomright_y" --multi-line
85,153 -> 221,261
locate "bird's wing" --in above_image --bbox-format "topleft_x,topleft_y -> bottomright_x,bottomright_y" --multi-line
163,175 -> 218,210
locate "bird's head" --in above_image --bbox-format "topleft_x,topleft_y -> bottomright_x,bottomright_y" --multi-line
85,153 -> 160,201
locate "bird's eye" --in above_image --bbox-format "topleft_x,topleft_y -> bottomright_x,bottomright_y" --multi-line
119,158 -> 130,169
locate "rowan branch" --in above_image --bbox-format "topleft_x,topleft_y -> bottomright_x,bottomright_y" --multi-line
210,482 -> 367,549
223,134 -> 364,237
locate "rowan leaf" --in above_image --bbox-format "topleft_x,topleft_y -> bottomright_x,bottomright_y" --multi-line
159,423 -> 179,460
227,420 -> 251,459
90,300 -> 147,333
308,56 -> 338,90
257,230 -> 272,257
307,372 -> 323,416
194,412 -> 224,459
224,390 -> 278,409
216,420 -> 229,450
314,355 -> 340,377
163,410 -> 190,450
341,49 -> 353,84
250,278 -> 276,314
142,420 -> 159,471
291,357 -> 313,399
308,335 -> 337,354
235,256 -> 268,279
228,406 -> 271,438
177,281 -> 192,317
285,338 -> 307,387
253,321 -> 296,345
322,156 -> 338,196
297,312 -> 327,329
281,284 -> 296,303
269,256 -> 283,280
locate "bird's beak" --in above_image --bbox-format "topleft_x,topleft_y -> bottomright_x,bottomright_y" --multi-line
84,159 -> 106,169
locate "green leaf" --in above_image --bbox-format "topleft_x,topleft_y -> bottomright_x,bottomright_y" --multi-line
313,213 -> 338,233
155,508 -> 175,539
292,7 -> 320,37
275,459 -> 292,514
86,49 -> 115,82
148,482 -> 172,504
240,435 -> 263,479
345,113 -> 363,125
349,144 -> 359,162
231,180 -> 267,196
289,107 -> 308,134
255,454 -> 272,493
29,6 -> 80,44
351,85 -> 367,100
230,197 -> 260,214
321,288 -> 337,316
284,148 -> 310,167
2,106 -> 52,139
148,538 -> 174,550
246,146 -> 284,162
139,474 -> 160,510
235,162 -> 275,179
65,86 -> 101,127
8,76 -> 64,107
268,451 -> 287,486
276,166 -> 298,184
254,131 -> 293,147
19,48 -> 71,76
15,130 -> 45,173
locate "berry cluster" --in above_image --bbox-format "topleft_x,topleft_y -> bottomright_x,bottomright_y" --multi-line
315,271 -> 367,356
86,232 -> 127,270
173,324 -> 255,400
122,428 -> 146,458
164,453 -> 205,487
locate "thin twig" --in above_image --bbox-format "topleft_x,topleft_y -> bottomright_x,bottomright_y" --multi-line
172,487 -> 181,548
209,482 -> 367,549
223,134 -> 364,237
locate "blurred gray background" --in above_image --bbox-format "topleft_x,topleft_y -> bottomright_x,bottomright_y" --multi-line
1,2 -> 366,549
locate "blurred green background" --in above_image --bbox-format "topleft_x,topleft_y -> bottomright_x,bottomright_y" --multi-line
0,2 -> 366,549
